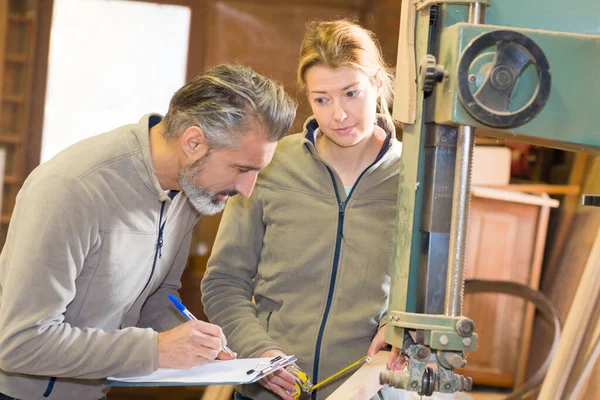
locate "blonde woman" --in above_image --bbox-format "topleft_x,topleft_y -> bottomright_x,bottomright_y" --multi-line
202,20 -> 403,400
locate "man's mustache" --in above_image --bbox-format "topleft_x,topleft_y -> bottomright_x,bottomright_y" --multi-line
215,190 -> 239,197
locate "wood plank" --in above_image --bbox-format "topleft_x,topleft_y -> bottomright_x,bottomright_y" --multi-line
566,296 -> 600,399
471,187 -> 560,208
327,351 -> 389,400
528,156 -> 595,389
392,0 -> 416,124
538,226 -> 600,399
479,184 -> 580,196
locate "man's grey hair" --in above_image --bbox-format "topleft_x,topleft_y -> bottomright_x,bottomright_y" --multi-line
163,64 -> 297,147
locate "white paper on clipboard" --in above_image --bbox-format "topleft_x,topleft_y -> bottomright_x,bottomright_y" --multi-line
107,355 -> 297,386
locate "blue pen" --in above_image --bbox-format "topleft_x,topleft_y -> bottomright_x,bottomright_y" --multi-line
168,294 -> 235,357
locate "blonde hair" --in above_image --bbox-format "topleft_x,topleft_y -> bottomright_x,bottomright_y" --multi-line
297,20 -> 395,135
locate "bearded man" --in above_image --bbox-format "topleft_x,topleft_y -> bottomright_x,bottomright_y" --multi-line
0,64 -> 296,400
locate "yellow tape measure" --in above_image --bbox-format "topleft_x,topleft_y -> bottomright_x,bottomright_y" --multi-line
286,355 -> 371,398
285,365 -> 312,398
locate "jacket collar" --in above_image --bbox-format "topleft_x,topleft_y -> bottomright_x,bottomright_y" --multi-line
129,113 -> 172,202
301,116 -> 394,164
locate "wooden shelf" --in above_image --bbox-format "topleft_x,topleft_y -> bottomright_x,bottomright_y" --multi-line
2,95 -> 26,104
472,186 -> 560,208
8,13 -> 35,23
6,53 -> 29,63
478,184 -> 580,196
0,134 -> 23,144
3,175 -> 21,185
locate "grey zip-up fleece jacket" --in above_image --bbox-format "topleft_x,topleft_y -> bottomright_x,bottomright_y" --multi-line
0,114 -> 197,400
202,117 -> 402,400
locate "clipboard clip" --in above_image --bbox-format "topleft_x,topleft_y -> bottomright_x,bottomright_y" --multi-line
246,355 -> 296,379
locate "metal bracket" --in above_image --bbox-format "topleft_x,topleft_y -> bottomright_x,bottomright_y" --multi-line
582,195 -> 600,207
388,311 -> 478,351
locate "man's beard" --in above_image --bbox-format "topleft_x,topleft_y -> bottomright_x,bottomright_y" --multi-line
178,152 -> 238,215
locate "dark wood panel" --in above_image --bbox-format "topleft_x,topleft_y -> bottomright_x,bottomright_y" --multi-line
363,0 -> 402,68
201,0 -> 360,134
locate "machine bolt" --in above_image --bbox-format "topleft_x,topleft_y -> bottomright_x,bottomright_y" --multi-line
416,346 -> 430,360
466,377 -> 473,391
462,337 -> 472,346
468,74 -> 476,82
490,65 -> 515,90
411,381 -> 419,389
439,335 -> 449,346
444,383 -> 452,390
456,318 -> 475,337
444,352 -> 466,369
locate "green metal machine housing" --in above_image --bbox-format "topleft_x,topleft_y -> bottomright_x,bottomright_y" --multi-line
382,0 -> 600,396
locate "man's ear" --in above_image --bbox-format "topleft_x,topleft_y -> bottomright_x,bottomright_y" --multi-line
180,125 -> 209,160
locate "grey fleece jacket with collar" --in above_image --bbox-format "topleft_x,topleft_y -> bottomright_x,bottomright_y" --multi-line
0,114 -> 198,400
202,117 -> 403,400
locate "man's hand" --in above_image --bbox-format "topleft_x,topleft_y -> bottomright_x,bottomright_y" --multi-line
368,325 -> 407,371
257,349 -> 297,400
158,320 -> 237,369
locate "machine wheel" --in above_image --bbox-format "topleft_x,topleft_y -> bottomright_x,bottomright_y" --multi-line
457,30 -> 551,128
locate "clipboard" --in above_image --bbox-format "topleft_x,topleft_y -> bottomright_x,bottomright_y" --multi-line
107,355 -> 297,387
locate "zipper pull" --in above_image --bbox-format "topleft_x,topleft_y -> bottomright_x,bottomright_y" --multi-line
338,202 -> 346,239
157,234 -> 164,258
157,220 -> 166,258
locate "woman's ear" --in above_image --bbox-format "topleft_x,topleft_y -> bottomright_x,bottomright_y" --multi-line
373,69 -> 384,97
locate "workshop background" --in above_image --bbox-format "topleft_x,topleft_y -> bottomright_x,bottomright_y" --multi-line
0,0 -> 598,399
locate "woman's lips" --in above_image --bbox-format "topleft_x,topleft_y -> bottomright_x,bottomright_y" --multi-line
334,124 -> 356,135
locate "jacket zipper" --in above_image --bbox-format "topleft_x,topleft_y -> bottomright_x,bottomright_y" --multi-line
304,132 -> 392,398
42,376 -> 57,397
121,201 -> 166,330
311,164 -> 374,399
143,200 -> 167,293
